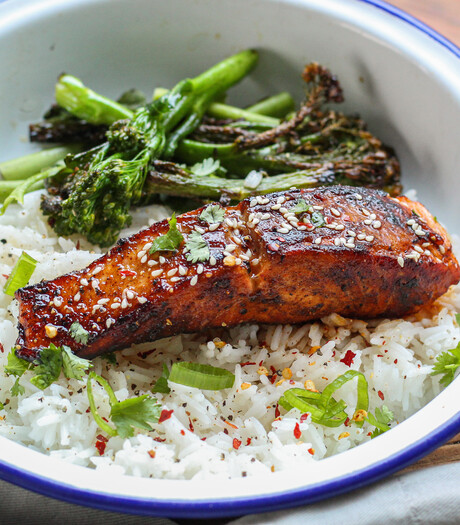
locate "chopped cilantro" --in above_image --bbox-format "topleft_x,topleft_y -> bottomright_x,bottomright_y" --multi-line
185,231 -> 210,263
87,372 -> 162,438
11,377 -> 25,396
311,211 -> 325,227
62,345 -> 93,380
0,402 -> 3,410
292,199 -> 311,215
29,344 -> 63,390
111,395 -> 162,438
149,214 -> 184,254
152,363 -> 171,394
191,158 -> 220,176
367,405 -> 394,438
69,322 -> 89,345
199,204 -> 225,224
5,349 -> 31,377
431,341 -> 460,387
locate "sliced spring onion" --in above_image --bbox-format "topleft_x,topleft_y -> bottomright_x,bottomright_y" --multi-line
3,251 -> 37,296
169,362 -> 235,390
87,371 -> 118,437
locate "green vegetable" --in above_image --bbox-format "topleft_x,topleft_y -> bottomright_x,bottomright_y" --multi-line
311,211 -> 325,228
101,352 -> 118,365
455,313 -> 460,326
366,405 -> 394,438
431,341 -> 460,387
185,231 -> 210,263
10,377 -> 25,397
149,213 -> 184,254
291,198 -> 311,215
3,251 -> 37,296
169,362 -> 235,390
69,322 -> 90,345
5,349 -> 32,377
45,50 -> 258,246
152,363 -> 171,394
87,372 -> 162,438
199,204 -> 225,224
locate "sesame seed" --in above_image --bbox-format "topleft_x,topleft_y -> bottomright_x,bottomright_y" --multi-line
372,220 -> 382,229
277,228 -> 289,234
170,277 -> 181,282
407,219 -> 415,226
369,213 -> 376,220
74,292 -> 81,301
415,229 -> 426,236
141,255 -> 148,264
209,223 -> 219,231
252,258 -> 260,265
279,207 -> 288,214
179,265 -> 188,275
252,218 -> 260,225
209,256 -> 217,266
111,303 -> 121,309
334,238 -> 340,246
197,264 -> 204,274
345,242 -> 355,248
121,299 -> 128,309
249,199 -> 257,208
440,245 -> 446,254
53,297 -> 63,307
92,265 -> 103,275
126,291 -> 135,300
235,258 -> 242,265
45,325 -> 58,338
271,204 -> 281,211
297,226 -> 307,231
357,233 -> 366,240
424,250 -> 431,256
159,256 -> 166,264
195,226 -> 206,234
167,268 -> 178,277
239,254 -> 250,261
355,194 -> 363,200
336,224 -> 345,231
137,250 -> 146,259
277,196 -> 285,204
137,297 -> 147,304
151,269 -> 163,277
260,197 -> 270,204
148,260 -> 157,266
365,235 -> 374,242
313,205 -> 324,210
233,236 -> 242,245
249,213 -> 255,222
225,244 -> 237,252
260,213 -> 271,220
314,238 -> 322,244
363,219 -> 372,225
190,275 -> 198,286
414,245 -> 423,253
106,319 -> 115,329
97,298 -> 109,305
223,255 -> 236,266
362,208 -> 370,216
91,279 -> 99,289
397,256 -> 404,267
331,208 -> 340,217
80,278 -> 89,286
143,242 -> 152,251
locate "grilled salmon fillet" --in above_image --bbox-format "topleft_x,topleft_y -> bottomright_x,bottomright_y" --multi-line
15,186 -> 460,360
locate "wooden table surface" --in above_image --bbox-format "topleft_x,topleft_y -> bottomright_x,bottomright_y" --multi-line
387,0 -> 460,473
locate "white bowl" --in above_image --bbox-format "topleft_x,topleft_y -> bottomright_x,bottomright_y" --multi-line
0,0 -> 459,518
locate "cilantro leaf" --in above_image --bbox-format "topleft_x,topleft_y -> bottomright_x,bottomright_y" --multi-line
5,349 -> 31,377
11,377 -> 25,397
152,363 -> 170,394
110,395 -> 162,438
62,345 -> 93,380
69,322 -> 89,345
199,204 -> 225,225
185,231 -> 210,263
311,211 -> 325,227
102,352 -> 118,365
191,158 -> 220,176
365,404 -> 394,438
149,214 -> 184,254
30,344 -> 63,390
292,199 -> 311,215
431,341 -> 460,387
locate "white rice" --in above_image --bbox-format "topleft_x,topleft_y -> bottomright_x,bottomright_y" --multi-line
0,190 -> 458,480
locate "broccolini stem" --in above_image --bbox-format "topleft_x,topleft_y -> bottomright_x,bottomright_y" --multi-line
0,144 -> 81,181
55,75 -> 134,125
205,102 -> 280,126
245,92 -> 295,118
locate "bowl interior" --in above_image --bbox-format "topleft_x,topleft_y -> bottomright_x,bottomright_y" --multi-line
0,0 -> 460,517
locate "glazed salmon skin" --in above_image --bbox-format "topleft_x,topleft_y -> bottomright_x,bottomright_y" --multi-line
15,186 -> 460,360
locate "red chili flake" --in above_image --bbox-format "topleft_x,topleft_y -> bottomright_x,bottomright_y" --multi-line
289,379 -> 295,385
233,438 -> 242,450
86,407 -> 91,413
148,450 -> 156,458
102,417 -> 109,423
300,413 -> 309,423
342,214 -> 351,222
180,430 -> 185,436
188,417 -> 194,432
95,439 -> 107,455
332,351 -> 336,358
325,216 -> 332,224
394,359 -> 398,364
201,437 -> 207,441
0,342 -> 4,353
377,354 -> 383,358
119,269 -> 137,276
96,434 -> 108,443
293,422 -> 301,439
275,404 -> 280,418
267,242 -> 280,252
224,428 -> 229,435
344,417 -> 350,427
276,236 -> 286,243
259,360 -> 264,366
378,390 -> 385,401
154,437 -> 166,443
269,374 -> 277,384
367,432 -> 373,437
225,420 -> 238,430
308,448 -> 315,455
240,361 -> 256,367
75,240 -> 81,250
384,349 -> 388,353
270,365 -> 277,374
340,350 -> 356,367
158,409 -> 174,423
2,274 -> 9,280
246,438 -> 252,446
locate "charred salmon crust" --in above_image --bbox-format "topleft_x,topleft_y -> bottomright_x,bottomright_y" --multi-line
14,186 -> 460,360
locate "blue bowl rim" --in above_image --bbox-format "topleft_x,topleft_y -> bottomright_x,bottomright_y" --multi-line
0,0 -> 459,519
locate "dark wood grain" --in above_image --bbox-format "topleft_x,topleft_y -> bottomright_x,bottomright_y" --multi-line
389,0 -> 460,46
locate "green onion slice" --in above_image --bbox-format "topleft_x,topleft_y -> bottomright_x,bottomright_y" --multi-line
3,251 -> 37,296
168,362 -> 235,390
87,371 -> 118,437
